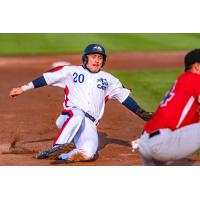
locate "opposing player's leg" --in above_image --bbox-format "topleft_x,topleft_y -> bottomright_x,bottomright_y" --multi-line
58,117 -> 98,162
159,123 -> 200,160
139,123 -> 200,164
138,133 -> 166,166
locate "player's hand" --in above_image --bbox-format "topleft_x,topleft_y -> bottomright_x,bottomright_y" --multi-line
135,107 -> 154,121
9,87 -> 23,98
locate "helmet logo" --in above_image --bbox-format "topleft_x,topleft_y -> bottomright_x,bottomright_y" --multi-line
93,46 -> 102,52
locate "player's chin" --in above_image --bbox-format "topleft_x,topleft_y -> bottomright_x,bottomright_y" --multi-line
93,69 -> 100,73
91,66 -> 101,72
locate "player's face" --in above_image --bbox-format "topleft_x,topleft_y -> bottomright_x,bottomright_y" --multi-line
87,54 -> 103,72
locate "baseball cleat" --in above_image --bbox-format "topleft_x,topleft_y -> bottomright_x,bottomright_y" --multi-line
36,143 -> 75,160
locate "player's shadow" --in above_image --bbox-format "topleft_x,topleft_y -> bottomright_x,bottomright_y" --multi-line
91,131 -> 132,161
21,137 -> 55,144
98,131 -> 131,150
167,158 -> 196,166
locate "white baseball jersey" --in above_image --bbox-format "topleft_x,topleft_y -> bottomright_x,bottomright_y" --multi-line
43,65 -> 130,121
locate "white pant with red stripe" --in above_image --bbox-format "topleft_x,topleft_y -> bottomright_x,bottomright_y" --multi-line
139,123 -> 200,165
54,107 -> 98,160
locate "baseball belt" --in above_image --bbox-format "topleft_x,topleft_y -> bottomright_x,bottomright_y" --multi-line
84,112 -> 96,123
149,130 -> 160,138
141,130 -> 160,138
64,106 -> 97,124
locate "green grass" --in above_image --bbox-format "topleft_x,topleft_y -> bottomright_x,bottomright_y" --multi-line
0,33 -> 200,55
109,68 -> 182,111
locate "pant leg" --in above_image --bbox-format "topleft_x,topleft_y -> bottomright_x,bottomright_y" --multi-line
138,133 -> 166,166
53,108 -> 85,145
59,117 -> 98,161
159,123 -> 200,160
139,123 -> 200,163
56,113 -> 69,129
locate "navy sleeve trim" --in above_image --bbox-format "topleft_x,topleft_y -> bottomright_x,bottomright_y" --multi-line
32,75 -> 47,88
122,96 -> 139,113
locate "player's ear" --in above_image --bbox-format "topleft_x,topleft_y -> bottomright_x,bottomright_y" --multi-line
196,63 -> 200,73
191,63 -> 200,74
193,63 -> 199,70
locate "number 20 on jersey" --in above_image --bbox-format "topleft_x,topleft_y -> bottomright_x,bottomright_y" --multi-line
73,72 -> 85,83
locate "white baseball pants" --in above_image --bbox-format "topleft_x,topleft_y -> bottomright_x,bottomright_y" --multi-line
139,123 -> 200,165
54,107 -> 98,160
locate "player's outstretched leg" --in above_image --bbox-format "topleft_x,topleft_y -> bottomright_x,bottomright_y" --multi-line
36,108 -> 86,160
58,149 -> 94,162
58,117 -> 98,162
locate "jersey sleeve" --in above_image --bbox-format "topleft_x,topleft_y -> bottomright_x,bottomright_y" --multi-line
106,75 -> 130,103
43,66 -> 70,88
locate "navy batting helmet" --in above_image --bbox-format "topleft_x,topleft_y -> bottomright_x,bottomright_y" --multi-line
82,44 -> 107,67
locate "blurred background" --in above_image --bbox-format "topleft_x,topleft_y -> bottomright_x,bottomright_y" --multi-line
0,33 -> 200,55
